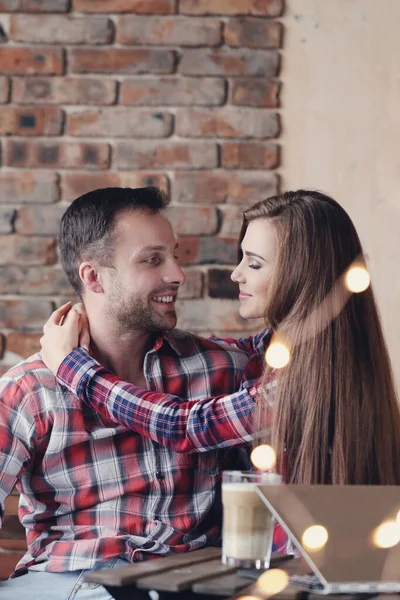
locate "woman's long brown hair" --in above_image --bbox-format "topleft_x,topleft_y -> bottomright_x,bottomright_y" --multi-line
240,190 -> 400,484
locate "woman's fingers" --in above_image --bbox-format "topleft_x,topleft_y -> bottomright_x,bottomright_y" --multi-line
44,302 -> 72,330
40,307 -> 81,374
71,304 -> 91,351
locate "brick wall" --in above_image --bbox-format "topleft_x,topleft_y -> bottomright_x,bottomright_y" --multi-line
0,0 -> 283,374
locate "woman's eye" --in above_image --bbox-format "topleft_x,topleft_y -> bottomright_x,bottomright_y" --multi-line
249,264 -> 261,270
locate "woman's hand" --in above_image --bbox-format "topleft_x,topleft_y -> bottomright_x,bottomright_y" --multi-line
40,302 -> 90,375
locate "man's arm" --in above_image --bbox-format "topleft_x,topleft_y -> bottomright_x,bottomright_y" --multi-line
0,378 -> 35,527
56,349 -> 272,453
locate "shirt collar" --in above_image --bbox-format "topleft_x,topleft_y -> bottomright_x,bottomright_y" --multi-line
153,330 -> 182,357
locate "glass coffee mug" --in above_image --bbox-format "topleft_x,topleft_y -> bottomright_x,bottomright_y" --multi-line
222,470 -> 282,569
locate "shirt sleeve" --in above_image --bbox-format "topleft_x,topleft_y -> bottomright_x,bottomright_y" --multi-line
210,329 -> 272,356
0,378 -> 36,528
57,349 -> 273,453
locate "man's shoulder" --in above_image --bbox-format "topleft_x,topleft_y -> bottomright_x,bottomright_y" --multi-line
0,352 -> 58,399
168,329 -> 248,364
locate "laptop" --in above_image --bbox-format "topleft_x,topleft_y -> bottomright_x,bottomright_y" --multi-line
256,484 -> 400,594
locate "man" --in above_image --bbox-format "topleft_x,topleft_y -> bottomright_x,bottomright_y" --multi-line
0,187 -> 249,599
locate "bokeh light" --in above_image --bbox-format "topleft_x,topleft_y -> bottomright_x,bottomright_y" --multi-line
237,596 -> 260,600
302,525 -> 328,551
257,569 -> 289,596
265,342 -> 290,369
251,444 -> 277,471
344,265 -> 370,293
372,520 -> 400,549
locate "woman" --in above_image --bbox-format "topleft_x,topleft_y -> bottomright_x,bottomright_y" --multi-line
41,190 -> 400,484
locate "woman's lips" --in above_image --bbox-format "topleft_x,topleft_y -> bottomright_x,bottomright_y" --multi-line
239,292 -> 252,301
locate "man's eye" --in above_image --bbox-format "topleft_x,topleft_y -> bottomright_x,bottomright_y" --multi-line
144,256 -> 161,265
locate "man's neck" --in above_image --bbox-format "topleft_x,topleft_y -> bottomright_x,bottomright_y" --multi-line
88,318 -> 156,385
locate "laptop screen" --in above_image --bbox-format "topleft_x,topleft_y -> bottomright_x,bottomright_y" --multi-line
257,485 -> 400,584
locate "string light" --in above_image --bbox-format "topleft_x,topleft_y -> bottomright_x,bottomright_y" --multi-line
265,342 -> 290,369
372,521 -> 400,549
344,265 -> 370,293
257,569 -> 289,596
302,525 -> 328,551
251,444 -> 277,471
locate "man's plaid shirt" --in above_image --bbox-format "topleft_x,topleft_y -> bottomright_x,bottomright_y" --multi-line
0,329 -> 253,576
58,330 -> 274,454
57,328 -> 290,555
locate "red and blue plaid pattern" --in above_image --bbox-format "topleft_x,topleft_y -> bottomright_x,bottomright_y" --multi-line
0,329 -> 251,576
57,327 -> 290,556
0,327 -> 289,577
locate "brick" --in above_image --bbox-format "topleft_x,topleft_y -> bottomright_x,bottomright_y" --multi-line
178,269 -> 203,299
0,24 -> 7,43
230,78 -> 280,107
221,141 -> 280,169
0,172 -> 59,204
224,18 -> 282,48
176,108 -> 279,138
0,236 -> 57,265
67,108 -> 173,138
15,204 -> 66,235
121,76 -> 225,106
0,266 -> 73,295
13,77 -> 117,105
0,48 -> 64,75
178,236 -> 238,265
4,140 -> 110,170
0,0 -> 69,11
208,268 -> 238,299
173,170 -> 278,204
0,107 -> 63,136
0,208 -> 15,233
0,76 -> 9,103
219,204 -> 245,235
115,141 -> 218,170
6,331 -> 42,358
176,298 -> 244,331
0,299 -> 53,329
0,365 -> 13,376
62,172 -> 169,201
10,15 -> 113,44
179,0 -> 283,16
69,48 -> 174,74
73,0 -> 175,13
167,205 -> 218,235
117,16 -> 221,46
180,48 -> 279,77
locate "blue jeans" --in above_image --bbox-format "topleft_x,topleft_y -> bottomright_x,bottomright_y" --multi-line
0,558 -> 140,600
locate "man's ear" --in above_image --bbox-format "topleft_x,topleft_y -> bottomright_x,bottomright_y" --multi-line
79,262 -> 105,294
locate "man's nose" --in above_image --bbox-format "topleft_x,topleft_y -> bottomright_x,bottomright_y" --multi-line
162,262 -> 186,286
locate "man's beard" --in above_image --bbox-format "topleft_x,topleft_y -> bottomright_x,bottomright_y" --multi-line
105,277 -> 177,333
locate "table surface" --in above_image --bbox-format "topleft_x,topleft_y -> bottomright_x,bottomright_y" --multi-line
83,547 -> 327,599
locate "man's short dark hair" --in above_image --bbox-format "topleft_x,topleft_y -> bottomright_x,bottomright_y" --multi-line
60,186 -> 170,297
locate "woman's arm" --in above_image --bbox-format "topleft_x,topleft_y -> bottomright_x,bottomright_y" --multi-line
41,304 -> 273,452
211,329 -> 272,355
57,348 -> 267,453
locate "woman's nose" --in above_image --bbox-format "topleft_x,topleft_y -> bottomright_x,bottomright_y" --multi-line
231,264 -> 244,283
